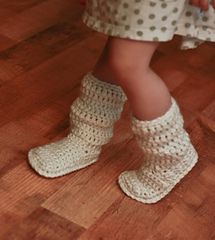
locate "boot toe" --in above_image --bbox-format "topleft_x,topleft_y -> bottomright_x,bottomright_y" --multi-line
118,170 -> 150,202
28,146 -> 61,178
118,170 -> 167,204
28,138 -> 100,178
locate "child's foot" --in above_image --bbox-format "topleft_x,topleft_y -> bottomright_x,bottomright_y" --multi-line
28,73 -> 127,178
118,98 -> 198,203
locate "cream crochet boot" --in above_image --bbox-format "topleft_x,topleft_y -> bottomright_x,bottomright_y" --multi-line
118,98 -> 198,204
28,73 -> 127,178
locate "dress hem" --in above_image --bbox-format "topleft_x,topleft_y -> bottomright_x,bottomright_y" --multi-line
82,12 -> 176,42
82,12 -> 215,50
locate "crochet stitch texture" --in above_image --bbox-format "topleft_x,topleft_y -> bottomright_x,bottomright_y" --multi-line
118,98 -> 198,204
28,73 -> 127,178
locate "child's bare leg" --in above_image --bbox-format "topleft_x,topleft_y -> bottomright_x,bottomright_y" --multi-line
93,37 -> 171,121
95,38 -> 198,204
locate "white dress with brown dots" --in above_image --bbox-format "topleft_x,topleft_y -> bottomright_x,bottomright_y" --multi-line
82,0 -> 215,49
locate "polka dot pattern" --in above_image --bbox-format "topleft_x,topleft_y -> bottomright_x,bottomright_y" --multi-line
82,0 -> 215,50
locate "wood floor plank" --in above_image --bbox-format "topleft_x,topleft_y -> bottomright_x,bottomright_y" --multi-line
0,0 -> 47,19
0,21 -> 93,82
0,34 -> 16,52
42,141 -> 138,229
0,93 -> 73,176
199,100 -> 215,133
169,118 -> 215,203
78,194 -> 172,240
0,34 -> 105,127
0,162 -> 71,238
152,52 -> 189,92
0,1 -> 214,239
173,74 -> 215,114
146,163 -> 215,240
0,90 -> 85,238
146,200 -> 214,240
0,11 -> 93,81
0,0 -> 83,42
42,109 -> 137,228
2,207 -> 85,240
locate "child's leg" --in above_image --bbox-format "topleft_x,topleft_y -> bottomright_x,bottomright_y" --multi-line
92,37 -> 198,204
93,37 -> 172,121
28,45 -> 127,177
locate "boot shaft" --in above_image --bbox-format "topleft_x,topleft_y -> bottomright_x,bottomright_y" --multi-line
70,73 -> 127,146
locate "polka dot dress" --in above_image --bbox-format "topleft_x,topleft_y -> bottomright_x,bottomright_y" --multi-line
82,0 -> 215,49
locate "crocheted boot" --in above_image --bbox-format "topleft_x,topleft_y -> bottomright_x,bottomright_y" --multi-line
28,73 -> 127,178
118,98 -> 198,204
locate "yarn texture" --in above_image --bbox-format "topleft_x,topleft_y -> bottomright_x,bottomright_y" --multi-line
28,73 -> 127,178
118,98 -> 198,204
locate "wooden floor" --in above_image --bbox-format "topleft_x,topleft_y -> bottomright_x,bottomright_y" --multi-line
0,1 -> 215,239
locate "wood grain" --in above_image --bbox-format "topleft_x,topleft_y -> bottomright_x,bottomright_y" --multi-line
0,1 -> 214,239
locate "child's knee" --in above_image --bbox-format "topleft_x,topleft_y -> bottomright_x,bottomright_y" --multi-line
108,52 -> 139,79
105,37 -> 158,80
